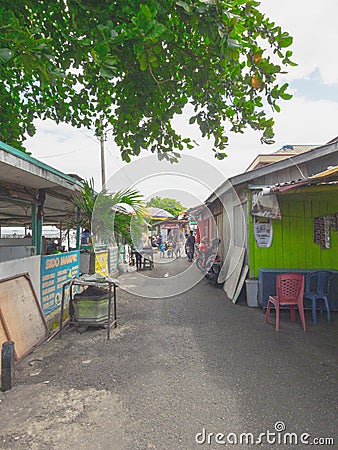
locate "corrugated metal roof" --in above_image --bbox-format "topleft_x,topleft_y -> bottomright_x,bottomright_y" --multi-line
274,144 -> 318,155
271,165 -> 338,193
205,141 -> 338,203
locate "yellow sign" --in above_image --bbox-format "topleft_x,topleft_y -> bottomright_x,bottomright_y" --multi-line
95,251 -> 109,276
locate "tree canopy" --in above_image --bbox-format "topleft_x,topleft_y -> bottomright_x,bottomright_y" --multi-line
146,196 -> 186,218
0,0 -> 295,161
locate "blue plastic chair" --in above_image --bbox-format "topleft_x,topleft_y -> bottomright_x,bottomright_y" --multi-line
304,271 -> 331,324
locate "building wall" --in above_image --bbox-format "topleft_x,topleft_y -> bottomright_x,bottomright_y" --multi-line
249,191 -> 338,277
0,255 -> 41,301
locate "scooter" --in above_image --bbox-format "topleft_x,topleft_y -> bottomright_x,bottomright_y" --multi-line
196,238 -> 222,285
205,254 -> 222,286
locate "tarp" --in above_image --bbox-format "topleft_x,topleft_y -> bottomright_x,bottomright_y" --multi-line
251,192 -> 281,219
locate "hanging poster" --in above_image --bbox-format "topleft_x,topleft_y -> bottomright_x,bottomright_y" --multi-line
254,217 -> 273,248
95,251 -> 109,276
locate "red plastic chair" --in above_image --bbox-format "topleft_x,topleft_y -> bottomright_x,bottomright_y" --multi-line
265,273 -> 306,332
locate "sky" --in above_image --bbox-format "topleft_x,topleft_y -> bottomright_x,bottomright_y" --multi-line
24,0 -> 338,207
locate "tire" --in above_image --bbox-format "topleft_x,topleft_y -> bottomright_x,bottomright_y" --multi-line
205,255 -> 215,272
196,256 -> 204,271
212,272 -> 219,286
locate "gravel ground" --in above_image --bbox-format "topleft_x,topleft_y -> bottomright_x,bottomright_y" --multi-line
0,254 -> 337,449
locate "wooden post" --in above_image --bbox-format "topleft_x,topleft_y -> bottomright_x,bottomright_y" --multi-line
1,341 -> 15,391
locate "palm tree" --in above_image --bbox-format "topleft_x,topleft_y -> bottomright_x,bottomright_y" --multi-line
72,178 -> 146,247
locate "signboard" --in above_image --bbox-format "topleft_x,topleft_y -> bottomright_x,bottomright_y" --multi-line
254,217 -> 273,248
40,251 -> 80,314
108,246 -> 119,273
161,224 -> 179,230
95,251 -> 109,276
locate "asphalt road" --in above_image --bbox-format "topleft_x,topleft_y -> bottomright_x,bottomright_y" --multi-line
0,255 -> 337,449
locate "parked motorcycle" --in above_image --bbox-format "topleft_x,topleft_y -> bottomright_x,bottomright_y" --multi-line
205,254 -> 222,286
196,238 -> 222,285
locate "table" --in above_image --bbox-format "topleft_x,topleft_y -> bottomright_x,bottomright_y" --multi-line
59,277 -> 118,340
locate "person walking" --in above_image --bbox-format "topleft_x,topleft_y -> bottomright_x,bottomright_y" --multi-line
186,230 -> 196,262
173,238 -> 181,258
159,242 -> 165,258
135,251 -> 142,271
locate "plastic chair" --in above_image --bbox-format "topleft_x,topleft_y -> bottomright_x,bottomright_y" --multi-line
304,271 -> 331,324
265,273 -> 306,332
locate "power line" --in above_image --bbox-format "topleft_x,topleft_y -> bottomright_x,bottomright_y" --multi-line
36,141 -> 94,159
34,127 -> 98,159
78,128 -> 99,143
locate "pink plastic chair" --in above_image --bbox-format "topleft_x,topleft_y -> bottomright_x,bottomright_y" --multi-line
265,273 -> 306,332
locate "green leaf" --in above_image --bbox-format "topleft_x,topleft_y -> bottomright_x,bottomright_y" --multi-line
175,1 -> 191,14
279,36 -> 293,48
0,48 -> 13,63
93,41 -> 110,58
138,52 -> 148,71
280,92 -> 292,100
139,4 -> 153,22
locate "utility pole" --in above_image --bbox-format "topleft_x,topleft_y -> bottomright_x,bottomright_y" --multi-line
99,117 -> 106,189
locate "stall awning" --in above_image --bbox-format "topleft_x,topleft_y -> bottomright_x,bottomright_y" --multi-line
0,141 -> 82,226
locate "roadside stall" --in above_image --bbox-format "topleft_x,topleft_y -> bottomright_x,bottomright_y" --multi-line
0,140 -> 83,350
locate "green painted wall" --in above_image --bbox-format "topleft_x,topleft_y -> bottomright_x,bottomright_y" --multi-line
249,191 -> 338,277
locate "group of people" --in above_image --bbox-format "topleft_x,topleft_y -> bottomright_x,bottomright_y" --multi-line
156,234 -> 178,258
155,230 -> 196,262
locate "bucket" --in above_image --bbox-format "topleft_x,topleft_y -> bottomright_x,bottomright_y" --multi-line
245,278 -> 258,307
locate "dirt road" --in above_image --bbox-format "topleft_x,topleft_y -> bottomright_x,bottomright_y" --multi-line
1,255 -> 336,449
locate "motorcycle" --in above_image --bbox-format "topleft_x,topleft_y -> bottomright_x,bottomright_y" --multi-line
205,254 -> 222,286
196,238 -> 222,286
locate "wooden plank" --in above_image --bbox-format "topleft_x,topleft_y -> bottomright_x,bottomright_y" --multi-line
232,264 -> 249,304
0,274 -> 48,361
223,247 -> 245,300
296,199 -> 306,268
303,199 -> 312,268
289,200 -> 301,268
281,199 -> 291,268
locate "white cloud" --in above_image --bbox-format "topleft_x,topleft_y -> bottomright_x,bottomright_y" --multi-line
259,0 -> 338,84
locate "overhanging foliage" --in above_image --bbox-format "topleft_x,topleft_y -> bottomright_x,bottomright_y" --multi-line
0,0 -> 295,160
